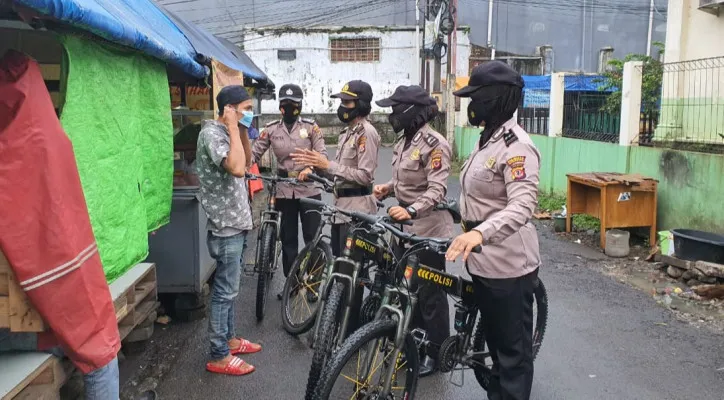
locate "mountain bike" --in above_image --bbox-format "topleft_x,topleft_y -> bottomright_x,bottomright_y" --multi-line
315,219 -> 548,400
247,173 -> 301,322
280,173 -> 336,336
298,198 -> 409,400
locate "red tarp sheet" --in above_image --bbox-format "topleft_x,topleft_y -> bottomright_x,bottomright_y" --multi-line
0,50 -> 120,373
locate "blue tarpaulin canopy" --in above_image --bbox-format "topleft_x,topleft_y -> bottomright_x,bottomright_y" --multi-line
522,74 -> 614,108
158,6 -> 272,88
10,0 -> 202,78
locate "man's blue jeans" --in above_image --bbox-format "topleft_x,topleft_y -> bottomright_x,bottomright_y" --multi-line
207,231 -> 248,360
46,347 -> 119,400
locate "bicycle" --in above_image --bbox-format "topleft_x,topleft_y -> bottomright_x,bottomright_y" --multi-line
297,197 -> 409,400
315,219 -> 548,400
280,173 -> 336,336
246,173 -> 302,322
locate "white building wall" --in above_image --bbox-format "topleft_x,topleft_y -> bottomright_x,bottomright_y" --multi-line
244,27 -> 470,114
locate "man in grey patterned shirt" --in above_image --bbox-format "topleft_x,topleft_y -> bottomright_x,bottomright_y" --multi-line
196,85 -> 261,376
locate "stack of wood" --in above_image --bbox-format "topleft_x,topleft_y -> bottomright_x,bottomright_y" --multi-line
656,254 -> 724,299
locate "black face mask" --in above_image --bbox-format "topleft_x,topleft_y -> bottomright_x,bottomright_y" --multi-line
280,103 -> 301,124
337,105 -> 359,124
388,104 -> 416,134
467,99 -> 494,127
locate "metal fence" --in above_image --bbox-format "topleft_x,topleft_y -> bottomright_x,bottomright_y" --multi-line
562,92 -> 620,143
517,106 -> 549,135
653,56 -> 724,154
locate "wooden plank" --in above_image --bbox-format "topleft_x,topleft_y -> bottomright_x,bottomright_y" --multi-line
8,272 -> 44,333
656,254 -> 693,270
0,297 -> 8,328
0,353 -> 54,399
133,301 -> 159,326
109,263 -> 154,302
694,261 -> 724,279
13,357 -> 68,400
0,251 -> 10,274
133,282 -> 156,308
0,273 -> 9,296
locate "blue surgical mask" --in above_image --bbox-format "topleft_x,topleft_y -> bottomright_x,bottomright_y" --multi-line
239,110 -> 255,128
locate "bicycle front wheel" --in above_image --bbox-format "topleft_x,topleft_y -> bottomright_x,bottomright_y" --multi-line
305,281 -> 344,400
281,240 -> 332,335
315,319 -> 420,400
255,225 -> 276,322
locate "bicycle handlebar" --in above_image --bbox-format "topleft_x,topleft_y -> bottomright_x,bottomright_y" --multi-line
246,173 -> 300,185
305,173 -> 334,192
374,219 -> 482,254
298,198 -> 412,226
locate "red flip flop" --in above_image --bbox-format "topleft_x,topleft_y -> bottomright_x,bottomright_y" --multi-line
206,356 -> 255,376
230,338 -> 262,355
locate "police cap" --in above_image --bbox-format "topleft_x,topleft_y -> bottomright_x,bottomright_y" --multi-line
279,83 -> 304,102
375,85 -> 436,107
453,60 -> 524,98
331,80 -> 373,102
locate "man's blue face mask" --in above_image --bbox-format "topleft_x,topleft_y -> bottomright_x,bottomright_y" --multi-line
238,110 -> 255,128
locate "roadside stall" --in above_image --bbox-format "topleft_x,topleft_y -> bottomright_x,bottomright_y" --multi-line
0,0 -> 230,397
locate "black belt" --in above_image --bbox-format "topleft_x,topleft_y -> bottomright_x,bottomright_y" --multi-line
335,186 -> 372,198
461,220 -> 484,233
277,169 -> 299,178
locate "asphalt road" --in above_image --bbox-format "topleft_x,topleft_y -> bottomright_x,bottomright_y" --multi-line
123,147 -> 724,400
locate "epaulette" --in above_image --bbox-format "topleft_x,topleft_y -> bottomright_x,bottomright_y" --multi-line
351,122 -> 364,135
301,118 -> 316,125
265,120 -> 281,128
412,131 -> 423,143
503,130 -> 518,147
424,133 -> 440,148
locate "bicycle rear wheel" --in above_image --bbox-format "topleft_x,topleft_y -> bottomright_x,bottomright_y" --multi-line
281,240 -> 332,335
315,319 -> 420,400
472,278 -> 549,390
255,225 -> 276,322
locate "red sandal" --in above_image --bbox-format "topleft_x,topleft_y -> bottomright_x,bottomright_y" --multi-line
206,356 -> 255,376
230,338 -> 262,355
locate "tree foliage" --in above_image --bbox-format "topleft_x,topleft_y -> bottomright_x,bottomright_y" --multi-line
598,42 -> 665,114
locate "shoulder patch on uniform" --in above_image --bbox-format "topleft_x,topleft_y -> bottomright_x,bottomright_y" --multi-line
312,124 -> 322,135
260,129 -> 268,139
506,156 -> 527,181
412,131 -> 423,143
424,133 -> 440,148
503,130 -> 518,147
301,118 -> 315,124
429,148 -> 443,170
357,135 -> 367,153
265,120 -> 281,128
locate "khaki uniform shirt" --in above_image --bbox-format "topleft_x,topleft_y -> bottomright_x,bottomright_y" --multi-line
460,117 -> 542,279
327,120 -> 380,224
385,124 -> 452,238
252,118 -> 327,199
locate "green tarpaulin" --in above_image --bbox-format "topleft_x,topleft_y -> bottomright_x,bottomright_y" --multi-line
59,34 -> 173,282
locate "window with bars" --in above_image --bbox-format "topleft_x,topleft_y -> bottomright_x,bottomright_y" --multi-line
277,49 -> 296,61
330,37 -> 380,63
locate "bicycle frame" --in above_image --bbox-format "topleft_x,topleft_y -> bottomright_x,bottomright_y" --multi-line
254,178 -> 282,274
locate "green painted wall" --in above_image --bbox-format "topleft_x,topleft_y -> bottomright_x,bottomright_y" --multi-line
456,127 -> 724,234
655,98 -> 724,143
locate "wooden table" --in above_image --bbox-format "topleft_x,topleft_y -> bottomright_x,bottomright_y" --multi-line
566,173 -> 658,249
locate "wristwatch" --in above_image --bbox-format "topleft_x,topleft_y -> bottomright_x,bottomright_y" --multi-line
406,206 -> 418,219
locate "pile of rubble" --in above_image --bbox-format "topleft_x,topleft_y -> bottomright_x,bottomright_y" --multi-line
657,254 -> 724,300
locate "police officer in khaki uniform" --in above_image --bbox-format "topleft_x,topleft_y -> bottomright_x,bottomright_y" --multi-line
252,84 -> 327,279
291,81 -> 379,335
446,61 -> 542,400
373,85 -> 452,377
291,80 -> 380,256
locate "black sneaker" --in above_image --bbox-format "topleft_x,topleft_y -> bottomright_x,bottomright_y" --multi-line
418,355 -> 437,378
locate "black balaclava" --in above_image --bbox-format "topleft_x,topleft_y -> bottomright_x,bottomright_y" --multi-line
389,103 -> 439,138
280,101 -> 301,128
337,101 -> 360,124
468,84 -> 522,148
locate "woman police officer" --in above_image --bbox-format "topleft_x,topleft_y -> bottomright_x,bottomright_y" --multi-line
252,84 -> 327,280
446,61 -> 542,400
373,85 -> 453,377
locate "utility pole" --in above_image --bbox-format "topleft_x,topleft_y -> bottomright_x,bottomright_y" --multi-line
415,0 -> 421,85
445,0 -> 458,150
487,0 -> 495,60
646,0 -> 654,56
421,0 -> 428,89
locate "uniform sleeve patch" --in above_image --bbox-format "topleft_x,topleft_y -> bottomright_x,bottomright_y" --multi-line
424,133 -> 439,147
313,124 -> 322,135
357,135 -> 367,153
260,129 -> 268,139
430,148 -> 443,170
506,156 -> 527,180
